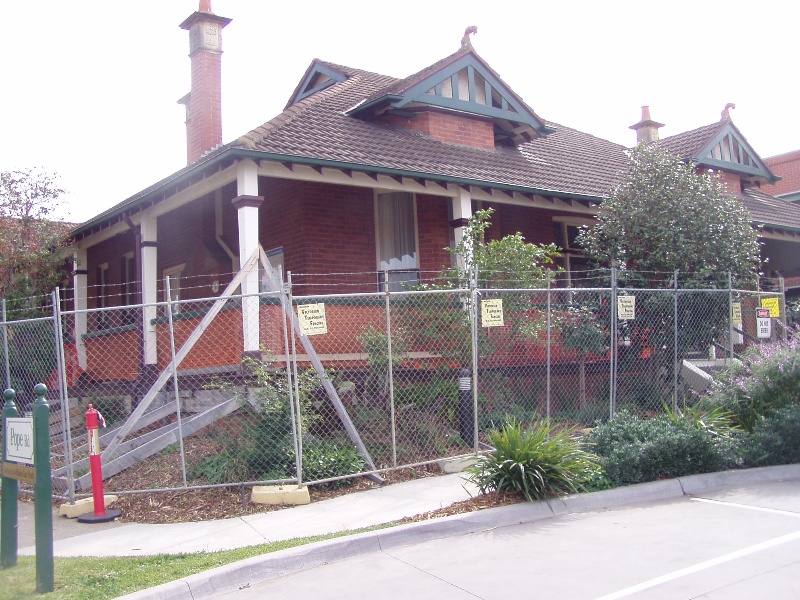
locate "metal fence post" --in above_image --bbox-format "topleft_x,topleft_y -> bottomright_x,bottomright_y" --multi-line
1,300 -> 9,390
278,271 -> 301,486
164,277 -> 188,488
383,271 -> 397,467
610,266 -> 618,419
728,272 -> 734,364
673,271 -> 679,412
286,271 -> 303,486
51,288 -> 75,503
470,265 -> 479,452
546,270 -> 552,421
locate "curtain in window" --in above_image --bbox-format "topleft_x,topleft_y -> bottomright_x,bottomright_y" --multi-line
377,192 -> 416,271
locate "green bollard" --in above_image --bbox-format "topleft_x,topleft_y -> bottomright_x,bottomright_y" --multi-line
33,383 -> 53,593
1,388 -> 19,569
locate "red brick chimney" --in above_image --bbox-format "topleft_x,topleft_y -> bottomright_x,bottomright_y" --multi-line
629,106 -> 664,144
178,1 -> 232,164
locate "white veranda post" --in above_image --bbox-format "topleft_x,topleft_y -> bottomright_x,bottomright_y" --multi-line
234,159 -> 263,355
140,212 -> 159,366
72,247 -> 88,370
451,187 -> 472,272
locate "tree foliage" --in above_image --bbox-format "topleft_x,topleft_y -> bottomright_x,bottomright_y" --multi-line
0,168 -> 73,311
576,143 -> 761,288
397,209 -> 561,365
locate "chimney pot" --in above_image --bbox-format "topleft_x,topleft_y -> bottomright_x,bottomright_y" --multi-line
629,105 -> 665,144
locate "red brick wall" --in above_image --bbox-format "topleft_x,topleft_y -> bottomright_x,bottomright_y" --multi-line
259,178 -> 376,291
416,194 -> 452,277
763,150 -> 800,197
185,51 -> 223,164
385,110 -> 495,150
483,202 -> 556,244
712,170 -> 743,194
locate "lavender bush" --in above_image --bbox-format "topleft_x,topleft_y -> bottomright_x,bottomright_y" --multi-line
700,334 -> 800,432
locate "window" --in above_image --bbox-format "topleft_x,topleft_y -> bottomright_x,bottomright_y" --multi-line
95,263 -> 110,329
552,219 -> 592,288
260,247 -> 284,292
122,253 -> 136,306
163,264 -> 185,314
375,192 -> 419,291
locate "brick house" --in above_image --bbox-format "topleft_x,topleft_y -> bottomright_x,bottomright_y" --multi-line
762,150 -> 800,204
67,2 -> 800,383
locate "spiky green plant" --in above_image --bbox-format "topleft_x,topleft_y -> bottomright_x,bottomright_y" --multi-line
466,418 -> 599,501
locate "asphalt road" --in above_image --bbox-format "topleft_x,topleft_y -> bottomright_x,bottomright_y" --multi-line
213,480 -> 800,600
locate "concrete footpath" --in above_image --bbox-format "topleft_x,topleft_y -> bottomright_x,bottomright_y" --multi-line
16,464 -> 800,600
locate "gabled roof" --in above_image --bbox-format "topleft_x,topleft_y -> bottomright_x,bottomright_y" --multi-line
285,60 -> 349,109
346,47 -> 554,144
236,58 -> 626,196
659,119 -> 779,186
71,50 -> 629,240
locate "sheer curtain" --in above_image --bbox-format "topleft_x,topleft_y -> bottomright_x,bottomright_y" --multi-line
376,192 -> 418,290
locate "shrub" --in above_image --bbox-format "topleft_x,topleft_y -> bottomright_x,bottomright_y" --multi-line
301,439 -> 365,488
466,418 -> 599,501
700,335 -> 800,431
746,405 -> 800,467
585,410 -> 741,486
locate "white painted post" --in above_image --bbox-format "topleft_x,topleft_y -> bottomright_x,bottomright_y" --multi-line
234,159 -> 263,355
72,248 -> 88,370
451,187 -> 473,271
140,213 -> 158,366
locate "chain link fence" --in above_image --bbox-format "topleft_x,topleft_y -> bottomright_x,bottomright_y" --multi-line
0,269 -> 788,501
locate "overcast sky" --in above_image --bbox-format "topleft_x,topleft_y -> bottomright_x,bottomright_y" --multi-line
2,1 -> 797,224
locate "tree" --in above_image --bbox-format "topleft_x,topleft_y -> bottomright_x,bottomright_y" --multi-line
0,169 -> 73,394
0,168 -> 73,310
576,143 -> 761,288
576,144 -> 762,399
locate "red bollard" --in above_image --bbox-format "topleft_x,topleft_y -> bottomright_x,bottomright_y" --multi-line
77,404 -> 121,523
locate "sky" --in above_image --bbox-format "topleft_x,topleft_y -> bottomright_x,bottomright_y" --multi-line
2,1 -> 798,224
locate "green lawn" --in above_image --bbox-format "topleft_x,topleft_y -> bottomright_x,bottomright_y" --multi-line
1,526 -> 387,600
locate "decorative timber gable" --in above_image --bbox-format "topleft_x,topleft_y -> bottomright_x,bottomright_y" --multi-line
347,49 -> 554,147
286,61 -> 348,108
692,123 -> 778,188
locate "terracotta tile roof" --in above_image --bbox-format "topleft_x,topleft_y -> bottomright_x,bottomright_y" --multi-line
234,61 -> 628,198
740,187 -> 800,231
658,121 -> 726,158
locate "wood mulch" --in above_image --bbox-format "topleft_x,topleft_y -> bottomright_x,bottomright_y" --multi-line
83,434 -> 525,524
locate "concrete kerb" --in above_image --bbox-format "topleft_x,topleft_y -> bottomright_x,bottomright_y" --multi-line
117,464 -> 800,600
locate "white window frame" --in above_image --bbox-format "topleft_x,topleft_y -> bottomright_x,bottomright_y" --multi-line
374,191 -> 420,291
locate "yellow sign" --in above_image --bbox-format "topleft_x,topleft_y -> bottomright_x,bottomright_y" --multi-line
761,297 -> 781,318
297,303 -> 328,336
618,296 -> 636,320
731,302 -> 742,325
1,461 -> 35,483
481,299 -> 504,327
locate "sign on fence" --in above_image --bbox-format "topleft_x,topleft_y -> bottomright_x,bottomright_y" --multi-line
618,295 -> 636,320
731,302 -> 743,344
481,299 -> 504,327
297,303 -> 328,335
761,297 -> 781,318
757,308 -> 771,339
